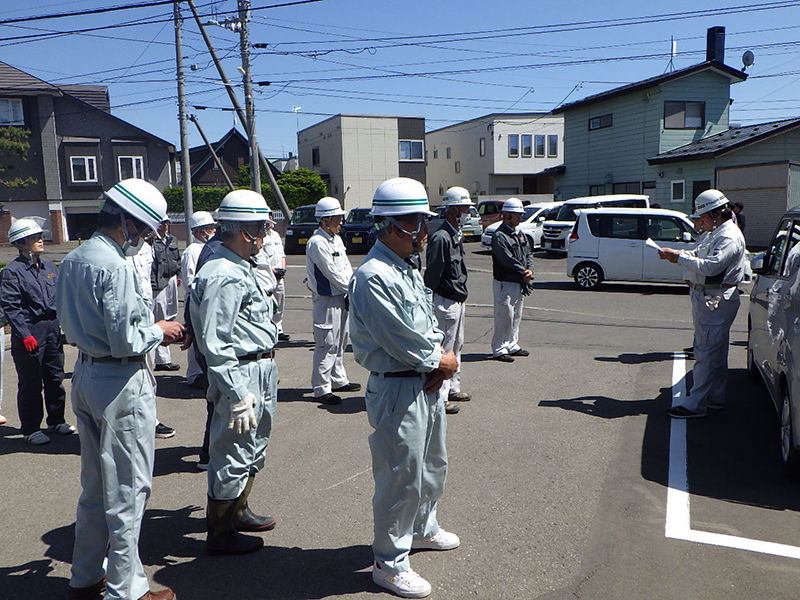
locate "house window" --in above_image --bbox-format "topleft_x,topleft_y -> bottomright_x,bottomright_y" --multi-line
479,137 -> 486,157
399,140 -> 424,161
671,180 -> 685,203
522,135 -> 533,158
118,156 -> 144,180
433,149 -> 438,159
0,98 -> 24,126
534,135 -> 545,158
311,147 -> 320,167
71,156 -> 98,183
589,185 -> 605,196
612,182 -> 640,194
455,161 -> 461,174
548,135 -> 558,157
508,134 -> 519,157
588,114 -> 613,131
446,147 -> 452,159
664,101 -> 705,129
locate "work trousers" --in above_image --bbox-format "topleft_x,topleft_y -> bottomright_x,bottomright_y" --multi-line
366,373 -> 448,575
207,357 -> 277,500
312,294 -> 350,397
681,288 -> 740,412
152,277 -> 178,365
11,319 -> 66,435
70,358 -> 156,600
274,278 -> 286,333
433,294 -> 465,396
0,327 -> 4,414
491,280 -> 523,357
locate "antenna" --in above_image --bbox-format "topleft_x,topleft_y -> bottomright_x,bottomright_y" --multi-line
742,50 -> 755,72
665,37 -> 676,73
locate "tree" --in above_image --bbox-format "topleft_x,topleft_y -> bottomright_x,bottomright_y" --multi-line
0,127 -> 38,189
238,166 -> 327,210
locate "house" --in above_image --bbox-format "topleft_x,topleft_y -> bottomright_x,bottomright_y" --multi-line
0,61 -> 176,242
425,113 -> 564,203
297,114 -> 426,210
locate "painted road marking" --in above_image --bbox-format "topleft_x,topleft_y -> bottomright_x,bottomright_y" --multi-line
665,353 -> 800,559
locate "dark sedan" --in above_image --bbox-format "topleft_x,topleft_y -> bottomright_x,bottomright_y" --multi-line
341,208 -> 376,254
284,205 -> 318,254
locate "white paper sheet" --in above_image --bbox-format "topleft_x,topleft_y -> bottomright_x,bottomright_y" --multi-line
645,238 -> 662,252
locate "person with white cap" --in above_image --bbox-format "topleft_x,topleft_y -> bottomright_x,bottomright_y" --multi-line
55,178 -> 184,600
490,198 -> 534,362
659,189 -> 746,418
424,186 -> 474,415
191,189 -> 279,555
305,196 -> 359,405
0,218 -> 71,445
257,206 -> 290,341
349,177 -> 460,599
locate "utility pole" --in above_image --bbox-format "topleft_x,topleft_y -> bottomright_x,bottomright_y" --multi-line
174,0 -> 193,245
189,114 -> 234,190
186,0 -> 291,220
238,0 -> 260,194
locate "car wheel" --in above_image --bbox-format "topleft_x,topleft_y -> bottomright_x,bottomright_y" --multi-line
779,389 -> 800,478
574,263 -> 603,290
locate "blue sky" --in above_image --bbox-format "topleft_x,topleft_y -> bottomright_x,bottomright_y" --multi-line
2,0 -> 799,157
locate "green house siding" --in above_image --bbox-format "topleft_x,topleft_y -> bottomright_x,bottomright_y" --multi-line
715,129 -> 800,168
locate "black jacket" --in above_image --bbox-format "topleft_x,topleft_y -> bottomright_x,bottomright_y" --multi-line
491,222 -> 534,283
151,233 -> 181,292
424,221 -> 468,302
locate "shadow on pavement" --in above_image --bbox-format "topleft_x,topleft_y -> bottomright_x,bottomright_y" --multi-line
0,425 -> 81,456
595,352 -> 675,364
155,375 -> 206,400
539,393 -> 663,419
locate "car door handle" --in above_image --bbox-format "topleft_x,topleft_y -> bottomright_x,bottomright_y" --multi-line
628,242 -> 638,247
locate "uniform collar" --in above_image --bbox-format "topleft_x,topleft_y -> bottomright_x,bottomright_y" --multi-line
442,220 -> 459,237
374,240 -> 414,273
93,231 -> 125,258
217,244 -> 254,269
314,226 -> 337,241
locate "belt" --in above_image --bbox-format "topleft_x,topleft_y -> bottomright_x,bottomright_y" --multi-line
80,353 -> 145,364
371,370 -> 421,378
239,349 -> 276,361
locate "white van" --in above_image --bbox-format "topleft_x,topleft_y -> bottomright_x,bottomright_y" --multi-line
566,207 -> 698,289
541,194 -> 650,253
480,201 -> 564,250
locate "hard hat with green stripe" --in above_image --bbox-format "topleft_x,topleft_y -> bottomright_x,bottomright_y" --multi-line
103,179 -> 167,235
8,218 -> 45,244
216,189 -> 273,222
372,177 -> 435,217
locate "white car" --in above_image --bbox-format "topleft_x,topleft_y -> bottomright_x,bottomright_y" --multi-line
566,207 -> 698,289
481,202 -> 564,250
428,205 -> 482,240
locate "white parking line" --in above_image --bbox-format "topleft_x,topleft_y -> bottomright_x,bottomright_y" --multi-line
665,353 -> 800,559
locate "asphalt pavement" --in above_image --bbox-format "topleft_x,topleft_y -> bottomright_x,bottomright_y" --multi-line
2,242 -> 800,600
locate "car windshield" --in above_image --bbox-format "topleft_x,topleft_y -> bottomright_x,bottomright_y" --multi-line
346,210 -> 373,224
522,206 -> 540,221
555,203 -> 590,222
290,206 -> 317,225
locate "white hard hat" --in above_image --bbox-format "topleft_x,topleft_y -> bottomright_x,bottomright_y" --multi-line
372,177 -> 435,217
691,189 -> 729,218
502,198 -> 525,213
189,211 -> 216,230
8,218 -> 44,244
442,186 -> 473,206
315,196 -> 346,218
103,179 -> 167,235
216,189 -> 273,222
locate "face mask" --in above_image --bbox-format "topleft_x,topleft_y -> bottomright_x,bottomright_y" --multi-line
458,212 -> 471,227
122,235 -> 144,257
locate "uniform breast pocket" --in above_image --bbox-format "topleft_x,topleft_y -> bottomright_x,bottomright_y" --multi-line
241,296 -> 268,323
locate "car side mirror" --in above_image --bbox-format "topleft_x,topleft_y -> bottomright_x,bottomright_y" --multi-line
681,231 -> 693,243
750,252 -> 766,274
537,216 -> 546,222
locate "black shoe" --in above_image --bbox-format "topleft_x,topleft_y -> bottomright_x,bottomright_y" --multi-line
666,406 -> 706,419
207,497 -> 263,556
509,348 -> 530,357
332,382 -> 361,393
445,401 -> 460,414
155,363 -> 180,371
317,393 -> 342,405
234,505 -> 277,532
491,354 -> 514,363
448,391 -> 472,402
278,333 -> 291,341
187,375 -> 207,389
155,423 -> 176,438
68,577 -> 106,600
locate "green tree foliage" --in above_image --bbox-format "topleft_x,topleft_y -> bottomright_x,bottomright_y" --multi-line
163,186 -> 228,213
0,127 -> 38,189
238,165 -> 328,210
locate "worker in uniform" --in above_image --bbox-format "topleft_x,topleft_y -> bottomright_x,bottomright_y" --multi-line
490,198 -> 534,362
424,186 -> 474,416
659,189 -> 746,418
56,179 -> 184,600
0,218 -> 71,445
349,177 -> 460,599
258,207 -> 289,340
191,189 -> 278,555
151,218 -> 182,371
306,196 -> 360,405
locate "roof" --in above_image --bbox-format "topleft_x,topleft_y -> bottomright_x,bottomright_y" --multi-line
0,61 -> 62,96
189,126 -> 281,180
426,112 -> 554,135
58,85 -> 110,112
552,60 -> 747,114
297,113 -> 425,135
649,117 -> 800,164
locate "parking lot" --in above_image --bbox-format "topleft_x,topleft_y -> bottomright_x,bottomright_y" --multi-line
2,243 -> 800,599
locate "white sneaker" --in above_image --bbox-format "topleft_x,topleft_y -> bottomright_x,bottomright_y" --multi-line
372,563 -> 431,598
411,528 -> 460,551
23,431 -> 51,446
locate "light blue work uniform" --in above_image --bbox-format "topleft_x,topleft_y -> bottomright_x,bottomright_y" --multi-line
349,240 -> 446,575
191,246 -> 278,501
677,219 -> 746,412
55,232 -> 164,600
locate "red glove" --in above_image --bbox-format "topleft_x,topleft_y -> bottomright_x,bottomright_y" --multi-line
22,336 -> 38,352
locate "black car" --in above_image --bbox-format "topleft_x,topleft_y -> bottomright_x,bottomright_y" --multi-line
341,208 -> 376,254
284,205 -> 318,254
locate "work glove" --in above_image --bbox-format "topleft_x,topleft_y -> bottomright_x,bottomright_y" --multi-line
228,392 -> 257,434
22,335 -> 38,352
273,268 -> 286,281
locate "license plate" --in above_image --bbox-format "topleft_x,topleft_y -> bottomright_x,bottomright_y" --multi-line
299,238 -> 308,245
352,237 -> 362,244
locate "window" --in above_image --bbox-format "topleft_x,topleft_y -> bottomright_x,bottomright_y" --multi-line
671,180 -> 685,203
613,182 -> 640,194
446,147 -> 452,159
664,101 -> 705,129
548,135 -> 558,157
0,98 -> 24,126
522,134 -> 532,158
534,135 -> 545,158
70,156 -> 98,183
766,219 -> 792,276
644,217 -> 694,242
781,222 -> 800,278
455,161 -> 461,174
118,156 -> 144,180
311,147 -> 320,167
590,215 -> 642,239
433,149 -> 438,159
508,134 -> 519,157
589,185 -> 605,196
399,140 -> 424,161
588,114 -> 613,130
479,137 -> 486,157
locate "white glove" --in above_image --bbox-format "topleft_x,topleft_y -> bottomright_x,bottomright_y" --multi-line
228,392 -> 257,433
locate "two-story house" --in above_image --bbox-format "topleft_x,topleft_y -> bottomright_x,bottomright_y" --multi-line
426,113 -> 564,203
297,114 -> 426,210
0,61 -> 176,242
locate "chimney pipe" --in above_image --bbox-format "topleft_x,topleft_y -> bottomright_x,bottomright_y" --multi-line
706,26 -> 725,63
